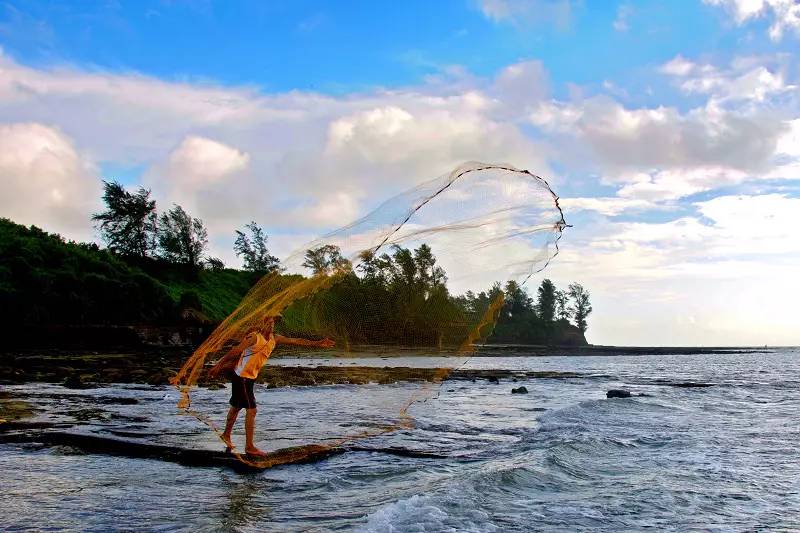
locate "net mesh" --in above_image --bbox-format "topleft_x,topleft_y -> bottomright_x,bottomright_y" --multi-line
172,162 -> 566,468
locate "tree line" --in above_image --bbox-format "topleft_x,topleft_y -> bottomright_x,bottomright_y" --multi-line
7,181 -> 592,343
92,180 -> 280,273
280,242 -> 592,346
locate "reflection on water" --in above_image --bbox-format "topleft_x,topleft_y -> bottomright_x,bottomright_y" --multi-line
219,474 -> 272,530
2,349 -> 800,531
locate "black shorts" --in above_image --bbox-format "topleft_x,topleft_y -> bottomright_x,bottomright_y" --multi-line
229,373 -> 256,409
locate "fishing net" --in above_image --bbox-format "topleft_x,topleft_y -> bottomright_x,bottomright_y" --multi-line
172,162 -> 566,467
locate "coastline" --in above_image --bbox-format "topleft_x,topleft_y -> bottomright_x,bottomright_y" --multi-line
0,344 -> 774,388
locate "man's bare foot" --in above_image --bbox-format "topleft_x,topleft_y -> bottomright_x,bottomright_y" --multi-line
221,433 -> 233,450
245,447 -> 269,457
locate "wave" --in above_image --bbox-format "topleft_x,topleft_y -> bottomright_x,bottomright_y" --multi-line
358,494 -> 499,533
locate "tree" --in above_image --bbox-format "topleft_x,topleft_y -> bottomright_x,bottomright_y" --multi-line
413,244 -> 447,290
536,279 -> 556,322
568,282 -> 592,333
555,289 -> 570,321
158,204 -> 208,266
234,221 -> 281,273
504,280 -> 532,317
92,180 -> 157,258
204,257 -> 225,270
302,244 -> 349,275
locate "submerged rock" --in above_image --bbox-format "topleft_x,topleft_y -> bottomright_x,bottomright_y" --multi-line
606,389 -> 632,398
63,374 -> 95,390
511,386 -> 528,394
487,376 -> 500,384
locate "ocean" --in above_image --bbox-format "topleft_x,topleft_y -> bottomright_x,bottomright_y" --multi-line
2,349 -> 799,531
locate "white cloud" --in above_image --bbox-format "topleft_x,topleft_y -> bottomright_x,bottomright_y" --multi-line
705,0 -> 800,40
492,60 -> 550,112
775,118 -> 800,156
659,54 -> 792,102
0,52 -> 551,266
613,4 -> 633,31
559,196 -> 657,216
535,96 -> 785,174
614,167 -> 749,201
477,0 -> 576,28
0,122 -> 99,240
165,136 -> 249,184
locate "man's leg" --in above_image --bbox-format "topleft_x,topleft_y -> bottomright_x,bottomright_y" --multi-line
244,408 -> 267,456
221,406 -> 240,448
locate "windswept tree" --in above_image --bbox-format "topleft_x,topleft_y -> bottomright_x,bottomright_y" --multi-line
302,244 -> 350,275
92,180 -> 157,258
535,279 -> 556,322
555,289 -> 570,321
158,204 -> 208,266
568,282 -> 592,333
204,257 -> 225,271
234,221 -> 281,273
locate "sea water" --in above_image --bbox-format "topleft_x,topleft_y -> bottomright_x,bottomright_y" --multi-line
1,350 -> 799,531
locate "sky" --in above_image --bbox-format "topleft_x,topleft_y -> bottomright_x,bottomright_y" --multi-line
1,0 -> 799,346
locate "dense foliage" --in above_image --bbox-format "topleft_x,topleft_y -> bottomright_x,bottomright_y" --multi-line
282,244 -> 588,347
0,219 -> 255,326
0,218 -> 173,325
2,197 -> 591,347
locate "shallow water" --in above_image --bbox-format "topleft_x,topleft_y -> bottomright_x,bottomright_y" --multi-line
2,350 -> 800,531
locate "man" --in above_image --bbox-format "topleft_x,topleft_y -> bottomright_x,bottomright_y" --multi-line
209,315 -> 334,456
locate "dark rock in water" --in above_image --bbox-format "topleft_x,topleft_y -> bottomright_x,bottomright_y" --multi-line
63,374 -> 94,390
607,389 -> 632,398
487,376 -> 500,384
670,382 -> 713,388
511,386 -> 528,394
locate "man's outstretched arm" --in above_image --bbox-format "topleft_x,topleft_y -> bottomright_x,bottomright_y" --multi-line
274,335 -> 335,348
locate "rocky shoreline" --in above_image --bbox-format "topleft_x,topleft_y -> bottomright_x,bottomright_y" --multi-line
0,344 -> 763,388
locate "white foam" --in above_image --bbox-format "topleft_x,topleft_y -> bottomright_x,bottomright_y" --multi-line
358,494 -> 498,533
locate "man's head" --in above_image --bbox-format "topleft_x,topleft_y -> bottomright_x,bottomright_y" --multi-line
260,314 -> 281,334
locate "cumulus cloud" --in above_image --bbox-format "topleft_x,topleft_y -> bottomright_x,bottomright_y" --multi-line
705,0 -> 800,40
0,52 -> 554,268
164,136 -> 249,185
535,96 -> 785,173
0,122 -> 99,240
659,54 -> 793,103
492,60 -> 550,112
614,167 -> 749,201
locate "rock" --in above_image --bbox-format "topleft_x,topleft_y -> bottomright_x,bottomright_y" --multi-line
487,376 -> 499,384
511,386 -> 528,394
606,389 -> 631,398
63,374 -> 94,390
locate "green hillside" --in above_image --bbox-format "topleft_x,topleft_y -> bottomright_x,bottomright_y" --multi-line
0,219 -> 255,326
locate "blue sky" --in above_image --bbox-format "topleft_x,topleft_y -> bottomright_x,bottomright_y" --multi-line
1,0 -> 799,345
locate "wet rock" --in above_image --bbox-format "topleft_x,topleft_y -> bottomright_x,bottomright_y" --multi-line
63,374 -> 94,389
487,376 -> 500,384
95,397 -> 139,405
511,386 -> 528,394
606,389 -> 632,398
